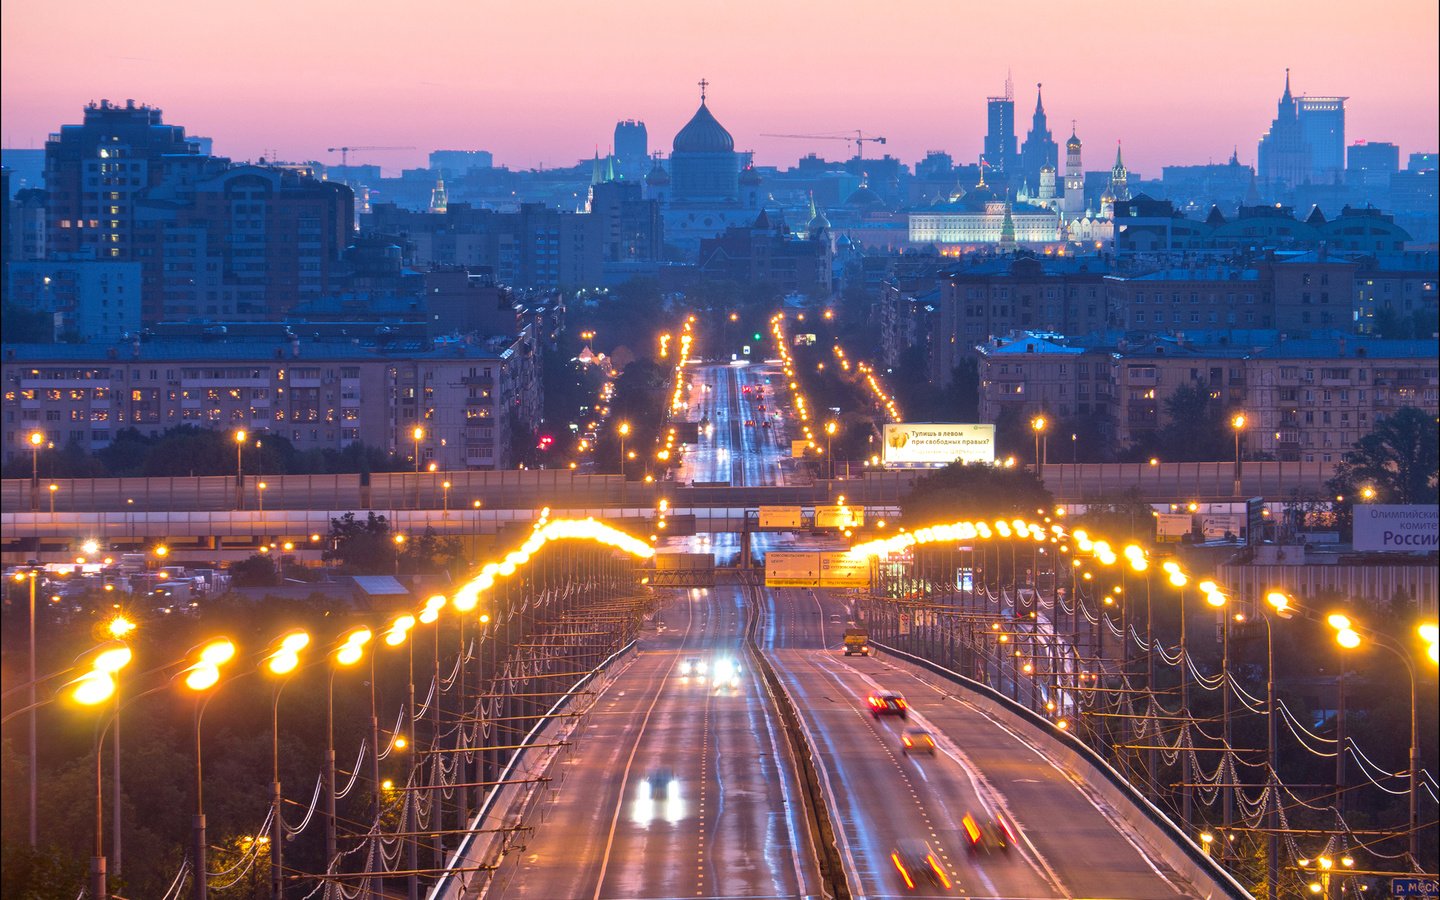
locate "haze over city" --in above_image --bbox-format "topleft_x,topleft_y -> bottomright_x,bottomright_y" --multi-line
3,0 -> 1438,174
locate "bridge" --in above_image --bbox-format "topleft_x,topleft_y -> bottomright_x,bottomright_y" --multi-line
13,359 -> 1410,900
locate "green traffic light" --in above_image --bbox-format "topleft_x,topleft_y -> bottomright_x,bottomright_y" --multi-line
753,333 -> 761,341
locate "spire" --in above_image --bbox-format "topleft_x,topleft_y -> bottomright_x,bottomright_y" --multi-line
1034,82 -> 1044,115
1114,141 -> 1124,169
1282,67 -> 1292,103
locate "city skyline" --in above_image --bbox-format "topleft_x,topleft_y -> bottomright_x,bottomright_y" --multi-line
3,0 -> 1437,176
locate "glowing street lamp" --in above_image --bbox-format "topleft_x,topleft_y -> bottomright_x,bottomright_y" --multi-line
180,638 -> 236,900
1230,413 -> 1246,496
233,430 -> 247,510
411,426 -> 425,474
1031,416 -> 1048,470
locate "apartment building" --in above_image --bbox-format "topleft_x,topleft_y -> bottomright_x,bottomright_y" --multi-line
2,329 -> 542,471
977,331 -> 1437,461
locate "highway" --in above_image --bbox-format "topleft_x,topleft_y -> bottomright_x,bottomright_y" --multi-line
758,583 -> 1200,899
677,361 -> 791,489
482,583 -> 821,899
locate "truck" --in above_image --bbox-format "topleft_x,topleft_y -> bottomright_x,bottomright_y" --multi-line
843,627 -> 870,656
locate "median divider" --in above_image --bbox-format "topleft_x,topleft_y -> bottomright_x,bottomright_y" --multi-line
741,576 -> 851,900
872,640 -> 1253,900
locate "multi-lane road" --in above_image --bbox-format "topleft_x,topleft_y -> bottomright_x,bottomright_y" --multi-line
466,357 -> 1210,899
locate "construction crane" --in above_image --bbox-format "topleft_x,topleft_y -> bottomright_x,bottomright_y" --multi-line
326,146 -> 415,168
760,131 -> 887,159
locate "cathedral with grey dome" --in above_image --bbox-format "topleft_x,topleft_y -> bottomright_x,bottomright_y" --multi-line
647,81 -> 764,250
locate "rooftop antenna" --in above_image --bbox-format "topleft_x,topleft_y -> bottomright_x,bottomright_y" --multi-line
1005,69 -> 1013,101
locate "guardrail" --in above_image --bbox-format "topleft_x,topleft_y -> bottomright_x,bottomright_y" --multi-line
429,638 -> 639,900
741,573 -> 849,900
872,640 -> 1253,900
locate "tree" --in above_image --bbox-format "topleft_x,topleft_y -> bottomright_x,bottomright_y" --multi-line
229,553 -> 279,587
0,302 -> 53,343
899,462 -> 1054,526
1156,382 -> 1231,461
1328,406 -> 1439,505
322,511 -> 397,574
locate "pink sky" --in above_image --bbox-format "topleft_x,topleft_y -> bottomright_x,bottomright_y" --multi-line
3,0 -> 1436,177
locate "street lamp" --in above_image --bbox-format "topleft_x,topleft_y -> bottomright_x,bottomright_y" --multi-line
180,638 -> 237,900
825,420 -> 838,481
393,533 -> 406,576
15,565 -> 40,848
257,481 -> 267,514
233,430 -> 247,510
262,629 -> 309,900
1230,413 -> 1246,497
48,483 -> 58,515
1031,416 -> 1048,471
1327,612 -> 1434,865
28,430 -> 45,511
618,422 -> 630,476
442,480 -> 451,516
326,628 -> 372,890
411,426 -> 425,474
102,616 -> 136,881
73,640 -> 133,900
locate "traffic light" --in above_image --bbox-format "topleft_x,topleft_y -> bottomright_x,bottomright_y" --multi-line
753,333 -> 762,341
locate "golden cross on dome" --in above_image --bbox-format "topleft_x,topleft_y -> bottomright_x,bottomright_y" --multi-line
697,78 -> 709,102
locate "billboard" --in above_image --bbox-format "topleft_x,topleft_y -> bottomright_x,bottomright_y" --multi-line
814,505 -> 864,529
819,552 -> 870,588
1354,505 -> 1439,553
1155,513 -> 1192,542
758,506 -> 803,530
765,551 -> 820,587
881,423 -> 995,468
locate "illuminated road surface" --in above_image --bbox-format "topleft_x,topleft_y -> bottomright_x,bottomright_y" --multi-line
759,584 -> 1200,899
484,584 -> 819,899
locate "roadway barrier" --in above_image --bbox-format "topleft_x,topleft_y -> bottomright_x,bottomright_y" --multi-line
742,574 -> 850,900
430,638 -> 640,900
871,641 -> 1253,900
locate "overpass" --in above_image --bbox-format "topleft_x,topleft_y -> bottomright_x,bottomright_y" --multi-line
4,459 -> 1331,514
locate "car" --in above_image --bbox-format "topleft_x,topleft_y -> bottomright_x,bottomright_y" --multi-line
744,419 -> 755,427
761,420 -> 772,428
901,727 -> 936,755
962,812 -> 1016,854
679,656 -> 706,676
890,839 -> 951,890
867,690 -> 907,719
828,613 -> 843,623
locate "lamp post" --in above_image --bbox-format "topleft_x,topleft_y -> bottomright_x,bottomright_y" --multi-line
1230,413 -> 1246,497
181,638 -> 238,900
72,641 -> 134,900
263,630 -> 309,900
326,629 -> 372,895
1031,416 -> 1047,473
442,480 -> 451,517
28,430 -> 45,511
48,482 -> 58,516
1260,591 -> 1294,900
617,422 -> 630,478
1327,613 -> 1433,866
103,616 -> 136,880
825,420 -> 837,481
393,533 -> 406,577
257,481 -> 267,514
233,430 -> 248,510
13,566 -> 42,848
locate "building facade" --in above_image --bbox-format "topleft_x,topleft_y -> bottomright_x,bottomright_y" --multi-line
2,331 -> 542,470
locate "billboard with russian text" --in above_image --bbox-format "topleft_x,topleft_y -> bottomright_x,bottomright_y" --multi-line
1354,505 -> 1438,552
882,423 -> 995,468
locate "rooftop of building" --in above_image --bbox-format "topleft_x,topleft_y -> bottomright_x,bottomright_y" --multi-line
1,338 -> 511,364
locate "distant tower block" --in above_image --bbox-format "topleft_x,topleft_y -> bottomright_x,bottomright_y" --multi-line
614,119 -> 648,180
